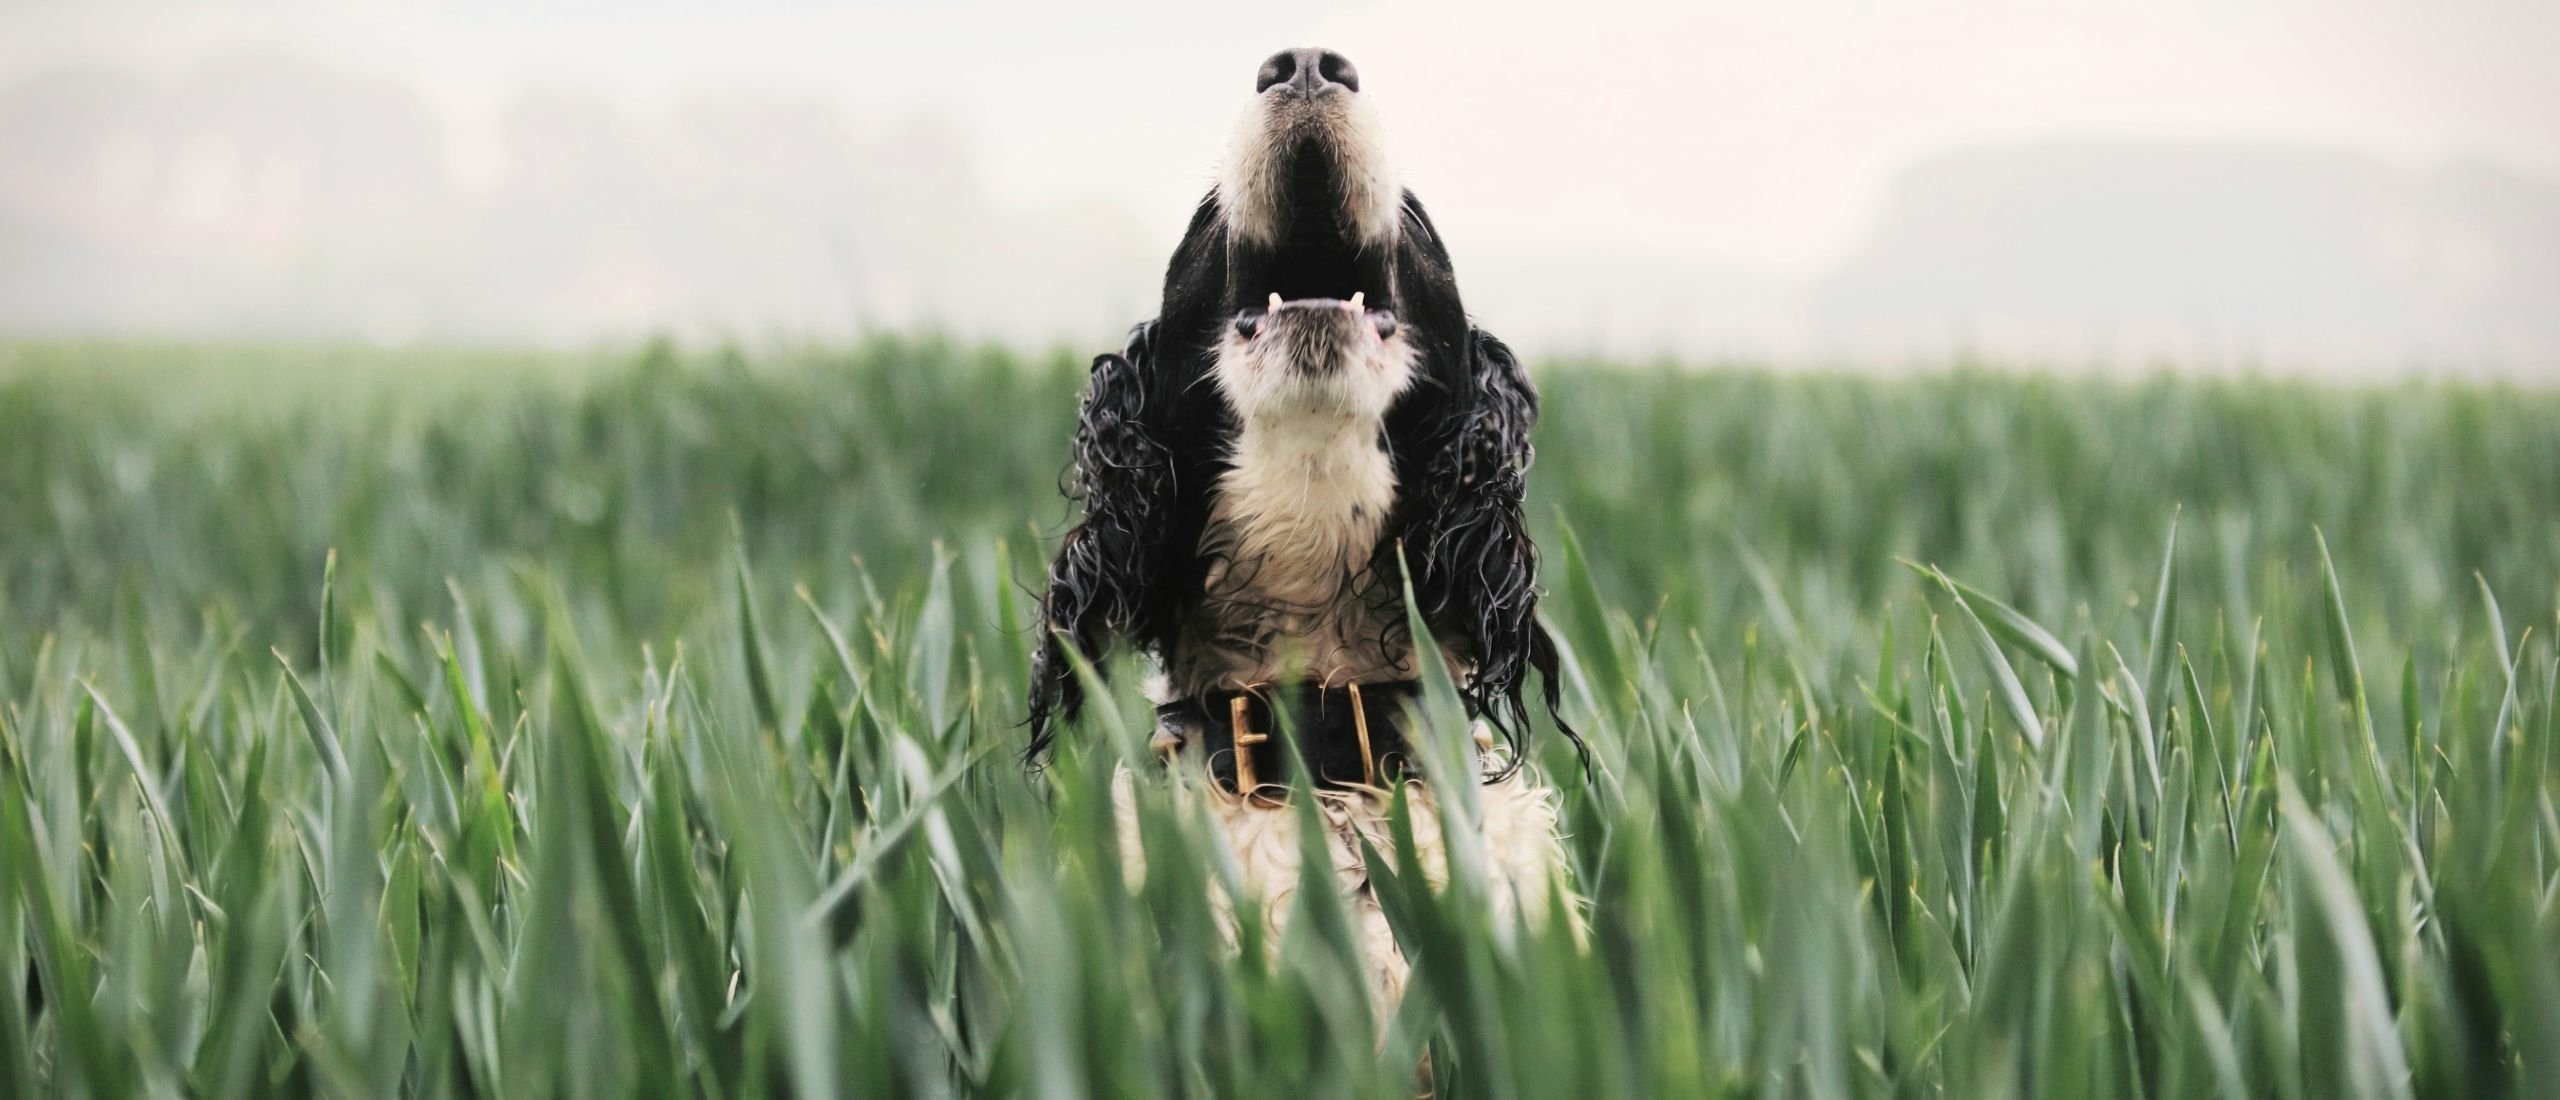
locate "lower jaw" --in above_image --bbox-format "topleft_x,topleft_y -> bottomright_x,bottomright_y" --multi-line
1229,295 -> 1400,351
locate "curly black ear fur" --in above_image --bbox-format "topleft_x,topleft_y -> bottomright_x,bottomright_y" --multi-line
1026,321 -> 1176,759
1383,194 -> 1581,770
1391,327 -> 1579,768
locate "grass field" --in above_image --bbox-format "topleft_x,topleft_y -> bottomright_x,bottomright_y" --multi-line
3,338 -> 2559,1097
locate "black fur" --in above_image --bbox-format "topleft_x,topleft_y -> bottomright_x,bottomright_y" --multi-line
1024,321 -> 1177,759
1026,181 -> 1577,770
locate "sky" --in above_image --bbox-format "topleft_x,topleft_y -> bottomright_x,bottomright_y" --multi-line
8,0 -> 2555,271
2,0 -> 2556,368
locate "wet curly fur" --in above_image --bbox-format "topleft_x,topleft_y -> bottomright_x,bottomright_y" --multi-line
1026,58 -> 1577,774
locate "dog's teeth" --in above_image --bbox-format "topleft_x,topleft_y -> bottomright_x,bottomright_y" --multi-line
1268,293 -> 1282,312
1348,291 -> 1364,311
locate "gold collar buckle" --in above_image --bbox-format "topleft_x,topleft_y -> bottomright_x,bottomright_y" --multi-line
1229,694 -> 1271,797
1346,681 -> 1377,788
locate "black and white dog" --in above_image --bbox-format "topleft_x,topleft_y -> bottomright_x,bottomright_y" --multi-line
1028,47 -> 1578,999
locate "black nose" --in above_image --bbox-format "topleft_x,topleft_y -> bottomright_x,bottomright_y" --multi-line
1255,48 -> 1358,95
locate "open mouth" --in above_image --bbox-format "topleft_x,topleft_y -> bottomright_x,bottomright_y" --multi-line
1226,136 -> 1398,333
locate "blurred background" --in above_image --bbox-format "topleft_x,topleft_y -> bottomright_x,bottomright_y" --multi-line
2,0 -> 2555,376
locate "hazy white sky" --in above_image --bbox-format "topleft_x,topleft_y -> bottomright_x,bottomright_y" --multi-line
6,0 -> 2556,273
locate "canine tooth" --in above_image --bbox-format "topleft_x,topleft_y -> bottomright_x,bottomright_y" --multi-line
1348,291 -> 1364,310
1268,293 -> 1283,312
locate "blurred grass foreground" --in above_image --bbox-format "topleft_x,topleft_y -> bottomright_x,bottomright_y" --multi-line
3,338 -> 2559,1097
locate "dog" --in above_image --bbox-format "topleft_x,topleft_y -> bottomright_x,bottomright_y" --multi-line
1027,47 -> 1580,1005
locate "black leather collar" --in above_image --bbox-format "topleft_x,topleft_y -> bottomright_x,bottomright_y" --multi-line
1155,680 -> 1421,796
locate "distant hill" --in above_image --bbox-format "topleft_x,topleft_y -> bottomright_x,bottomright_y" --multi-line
1452,247 -> 1792,361
1807,138 -> 2560,373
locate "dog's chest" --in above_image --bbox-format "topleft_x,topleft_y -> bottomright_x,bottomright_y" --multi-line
1209,416 -> 1393,600
1183,414 -> 1406,688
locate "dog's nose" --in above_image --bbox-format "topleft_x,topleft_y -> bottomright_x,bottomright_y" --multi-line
1255,48 -> 1358,95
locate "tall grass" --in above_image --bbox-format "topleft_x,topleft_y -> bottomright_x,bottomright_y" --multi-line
3,340 -> 2557,1096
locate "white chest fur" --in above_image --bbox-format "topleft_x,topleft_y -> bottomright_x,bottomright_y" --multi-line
1173,408 -> 1407,693
1210,412 -> 1394,605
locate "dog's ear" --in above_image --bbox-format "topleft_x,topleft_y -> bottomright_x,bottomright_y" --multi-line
1029,193 -> 1235,759
1149,193 -> 1241,505
1386,192 -> 1471,403
1156,192 -> 1230,353
1397,326 -> 1576,765
1387,193 -> 1580,768
1027,321 -> 1177,759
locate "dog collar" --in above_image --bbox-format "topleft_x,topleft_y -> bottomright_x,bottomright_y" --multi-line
1154,680 -> 1423,800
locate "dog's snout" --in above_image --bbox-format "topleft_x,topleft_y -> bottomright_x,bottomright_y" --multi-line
1255,48 -> 1358,95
